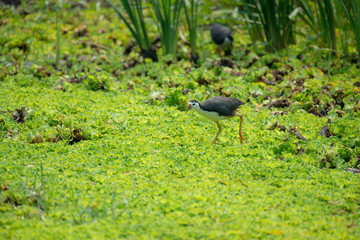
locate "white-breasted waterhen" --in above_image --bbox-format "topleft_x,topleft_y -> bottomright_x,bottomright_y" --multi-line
186,96 -> 246,144
210,23 -> 233,55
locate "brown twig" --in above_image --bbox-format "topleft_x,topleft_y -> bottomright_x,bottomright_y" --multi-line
269,122 -> 307,142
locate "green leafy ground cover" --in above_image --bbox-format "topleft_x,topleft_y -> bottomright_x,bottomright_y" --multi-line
1,2 -> 360,239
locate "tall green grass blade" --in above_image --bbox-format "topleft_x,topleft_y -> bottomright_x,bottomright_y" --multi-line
135,0 -> 150,49
150,0 -> 183,55
107,0 -> 140,46
298,0 -> 336,53
240,0 -> 297,52
241,2 -> 265,42
298,0 -> 316,32
55,6 -> 60,70
337,0 -> 360,62
107,0 -> 156,60
324,0 -> 336,51
183,0 -> 199,61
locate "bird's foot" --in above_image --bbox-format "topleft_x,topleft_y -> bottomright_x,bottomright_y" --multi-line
239,132 -> 248,144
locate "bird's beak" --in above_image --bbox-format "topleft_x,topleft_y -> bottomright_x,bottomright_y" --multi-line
186,104 -> 191,113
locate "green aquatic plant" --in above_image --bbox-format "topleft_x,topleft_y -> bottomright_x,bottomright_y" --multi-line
337,0 -> 360,62
299,0 -> 337,53
150,0 -> 183,55
107,0 -> 158,61
183,0 -> 199,63
240,0 -> 298,52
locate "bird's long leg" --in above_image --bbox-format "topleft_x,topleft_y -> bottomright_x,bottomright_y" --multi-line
237,114 -> 247,144
233,108 -> 247,144
212,122 -> 222,144
239,115 -> 244,144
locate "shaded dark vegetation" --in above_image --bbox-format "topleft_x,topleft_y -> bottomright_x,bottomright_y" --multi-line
0,0 -> 21,6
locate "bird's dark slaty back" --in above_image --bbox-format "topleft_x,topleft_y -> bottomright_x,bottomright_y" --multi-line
200,96 -> 243,116
210,23 -> 232,45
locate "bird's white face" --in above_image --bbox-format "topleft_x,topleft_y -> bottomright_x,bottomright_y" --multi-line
186,101 -> 200,112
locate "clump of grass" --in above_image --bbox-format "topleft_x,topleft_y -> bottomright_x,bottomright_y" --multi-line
11,106 -> 29,123
240,0 -> 298,52
299,0 -> 337,54
183,0 -> 199,63
67,128 -> 87,145
107,0 -> 158,61
337,0 -> 360,62
150,0 -> 183,56
318,146 -> 340,168
84,72 -> 114,91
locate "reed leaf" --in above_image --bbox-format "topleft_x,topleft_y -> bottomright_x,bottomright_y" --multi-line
183,0 -> 199,62
107,0 -> 157,61
150,0 -> 183,55
298,0 -> 337,52
240,0 -> 298,52
337,0 -> 360,62
55,5 -> 61,69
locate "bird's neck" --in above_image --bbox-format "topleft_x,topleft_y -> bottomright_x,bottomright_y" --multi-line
195,103 -> 204,111
194,105 -> 207,115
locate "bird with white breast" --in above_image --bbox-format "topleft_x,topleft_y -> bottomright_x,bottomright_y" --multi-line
186,96 -> 246,144
210,23 -> 233,56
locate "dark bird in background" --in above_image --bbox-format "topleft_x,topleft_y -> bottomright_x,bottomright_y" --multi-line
186,96 -> 246,144
210,23 -> 233,56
